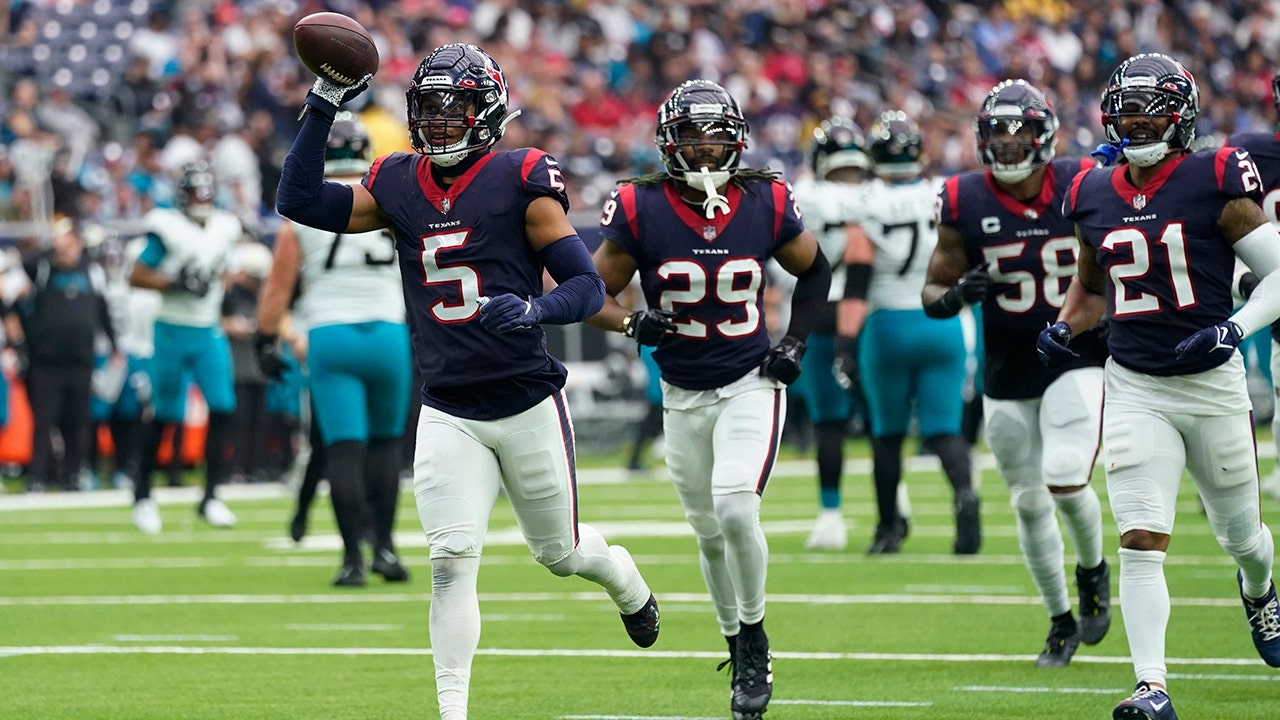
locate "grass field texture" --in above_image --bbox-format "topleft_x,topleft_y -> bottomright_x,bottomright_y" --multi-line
3,443 -> 1280,719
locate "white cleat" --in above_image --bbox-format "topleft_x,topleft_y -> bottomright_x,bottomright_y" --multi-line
804,509 -> 847,551
132,498 -> 162,535
200,498 -> 237,528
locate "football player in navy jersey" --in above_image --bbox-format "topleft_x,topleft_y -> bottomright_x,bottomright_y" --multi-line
1038,54 -> 1280,720
1227,71 -> 1280,502
923,80 -> 1112,668
588,79 -> 831,720
276,43 -> 659,720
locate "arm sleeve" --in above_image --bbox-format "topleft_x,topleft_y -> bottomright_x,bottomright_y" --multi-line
276,96 -> 355,232
1230,222 -> 1280,336
531,235 -> 606,325
784,251 -> 832,340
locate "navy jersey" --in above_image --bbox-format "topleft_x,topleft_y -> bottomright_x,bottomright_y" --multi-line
938,157 -> 1107,399
600,177 -> 805,390
1226,130 -> 1280,343
364,148 -> 570,420
1065,147 -> 1263,376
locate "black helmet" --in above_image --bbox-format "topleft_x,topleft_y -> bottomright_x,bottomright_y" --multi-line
407,43 -> 512,166
867,110 -> 923,180
810,116 -> 869,179
326,111 -> 372,176
655,79 -> 749,180
975,79 -> 1058,183
1100,53 -> 1199,166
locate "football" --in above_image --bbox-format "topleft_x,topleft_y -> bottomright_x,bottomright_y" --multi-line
293,12 -> 379,87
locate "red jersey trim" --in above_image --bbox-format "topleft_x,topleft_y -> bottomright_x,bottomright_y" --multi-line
1215,145 -> 1235,192
661,181 -> 743,240
365,154 -> 390,190
1108,152 -> 1187,205
943,175 -> 961,223
415,153 -> 498,213
770,181 -> 787,242
520,148 -> 549,188
984,164 -> 1057,219
617,184 -> 640,241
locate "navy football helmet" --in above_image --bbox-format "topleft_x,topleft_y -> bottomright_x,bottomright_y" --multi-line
326,111 -> 372,176
655,79 -> 749,183
810,116 -> 869,180
1100,53 -> 1198,167
407,43 -> 513,167
868,110 -> 923,180
975,79 -> 1058,183
174,159 -> 216,223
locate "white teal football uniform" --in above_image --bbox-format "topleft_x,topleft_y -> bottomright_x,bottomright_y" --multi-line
138,207 -> 240,420
855,177 -> 965,437
292,220 -> 410,444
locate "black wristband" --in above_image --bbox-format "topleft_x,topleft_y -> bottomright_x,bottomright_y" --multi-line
923,288 -> 963,319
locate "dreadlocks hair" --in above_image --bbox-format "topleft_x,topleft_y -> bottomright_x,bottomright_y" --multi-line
619,168 -> 782,187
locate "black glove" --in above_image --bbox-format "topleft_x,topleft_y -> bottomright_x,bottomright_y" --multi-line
1036,321 -> 1078,368
760,336 -> 806,385
174,266 -> 211,297
478,293 -> 543,333
954,264 -> 991,304
1239,271 -> 1261,301
624,309 -> 678,346
1174,320 -> 1243,361
254,332 -> 287,381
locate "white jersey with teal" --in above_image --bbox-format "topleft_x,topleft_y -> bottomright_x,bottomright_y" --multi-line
293,221 -> 404,330
793,177 -> 862,301
141,207 -> 239,327
856,176 -> 943,311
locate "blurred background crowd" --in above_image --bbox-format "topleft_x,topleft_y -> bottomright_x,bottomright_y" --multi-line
4,0 -> 1280,233
0,0 -> 1279,489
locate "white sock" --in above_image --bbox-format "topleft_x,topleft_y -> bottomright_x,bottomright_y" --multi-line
1119,547 -> 1169,687
552,523 -> 650,614
1053,486 -> 1104,570
694,531 -> 740,636
1013,487 -> 1069,616
430,556 -> 482,720
715,491 -> 769,625
1232,522 -> 1276,600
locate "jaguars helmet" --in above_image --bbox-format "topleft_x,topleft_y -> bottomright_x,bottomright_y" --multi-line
326,111 -> 372,177
655,79 -> 749,186
1100,53 -> 1198,168
975,79 -> 1058,183
868,110 -> 923,180
810,116 -> 869,180
174,159 -> 216,223
407,43 -> 514,167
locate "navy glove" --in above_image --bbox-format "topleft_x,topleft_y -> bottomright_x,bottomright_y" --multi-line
1036,321 -> 1078,367
478,294 -> 543,333
760,336 -> 806,385
625,309 -> 677,346
253,332 -> 287,381
1175,320 -> 1243,360
174,265 -> 211,297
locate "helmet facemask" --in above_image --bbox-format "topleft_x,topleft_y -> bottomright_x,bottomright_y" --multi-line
175,162 -> 216,224
977,115 -> 1056,183
1100,54 -> 1198,168
407,44 -> 517,167
656,81 -> 749,218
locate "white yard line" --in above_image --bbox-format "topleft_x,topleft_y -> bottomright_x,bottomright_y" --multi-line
0,645 -> 1275,670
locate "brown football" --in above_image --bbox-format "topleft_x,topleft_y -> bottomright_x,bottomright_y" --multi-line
293,12 -> 379,87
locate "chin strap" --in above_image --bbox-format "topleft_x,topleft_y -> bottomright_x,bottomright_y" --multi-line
697,167 -> 730,219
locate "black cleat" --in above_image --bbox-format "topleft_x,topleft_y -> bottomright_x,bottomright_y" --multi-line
332,560 -> 366,587
716,634 -> 738,686
953,489 -> 981,555
371,548 -> 410,582
866,521 -> 904,554
731,623 -> 772,720
620,593 -> 660,648
1036,612 -> 1080,668
289,511 -> 307,543
1077,560 -> 1112,645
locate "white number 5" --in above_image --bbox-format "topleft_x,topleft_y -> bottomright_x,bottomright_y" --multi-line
420,230 -> 480,323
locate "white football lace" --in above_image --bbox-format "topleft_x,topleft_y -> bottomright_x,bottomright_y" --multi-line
1250,597 -> 1280,641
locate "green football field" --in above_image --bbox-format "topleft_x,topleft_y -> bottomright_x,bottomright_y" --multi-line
3,444 -> 1280,720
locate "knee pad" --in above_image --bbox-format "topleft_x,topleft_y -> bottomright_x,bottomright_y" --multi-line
544,552 -> 579,578
430,533 -> 484,561
431,556 -> 479,589
1009,484 -> 1053,522
1042,444 -> 1093,489
984,402 -> 1032,468
685,507 -> 722,541
714,492 -> 759,542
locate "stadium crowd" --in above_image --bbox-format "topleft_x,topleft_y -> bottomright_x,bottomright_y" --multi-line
3,0 -> 1280,231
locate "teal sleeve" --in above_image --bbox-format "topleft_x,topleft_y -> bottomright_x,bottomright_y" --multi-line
138,233 -> 167,269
